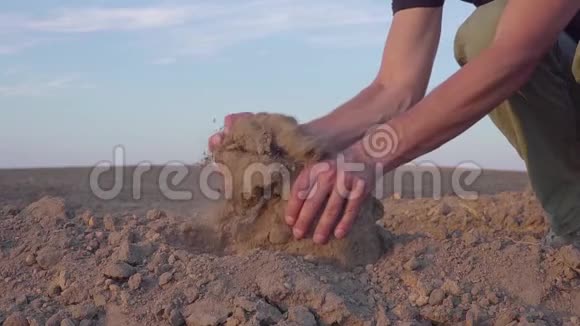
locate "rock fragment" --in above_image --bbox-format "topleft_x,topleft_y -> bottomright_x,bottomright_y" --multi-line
169,309 -> 185,326
60,319 -> 75,326
442,280 -> 462,296
428,289 -> 446,306
128,273 -> 142,290
24,254 -> 37,266
494,310 -> 518,326
147,209 -> 166,221
46,312 -> 64,326
159,272 -> 173,286
36,247 -> 61,269
183,299 -> 230,326
115,241 -> 151,265
287,306 -> 317,326
3,312 -> 29,326
104,261 -> 136,280
68,303 -> 98,320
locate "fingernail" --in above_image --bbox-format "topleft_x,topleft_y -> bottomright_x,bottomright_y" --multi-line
210,133 -> 222,146
335,229 -> 346,239
285,215 -> 295,225
293,228 -> 303,239
313,234 -> 325,244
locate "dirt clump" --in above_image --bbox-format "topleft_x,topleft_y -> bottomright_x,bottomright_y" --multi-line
212,113 -> 389,269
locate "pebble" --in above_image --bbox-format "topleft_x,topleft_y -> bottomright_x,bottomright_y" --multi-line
253,300 -> 283,324
487,291 -> 500,305
36,248 -> 61,269
287,306 -> 317,326
442,280 -> 462,296
393,303 -> 418,321
3,312 -> 29,326
103,261 -> 136,280
45,312 -> 64,326
466,305 -> 488,326
15,294 -> 28,305
159,272 -> 173,286
494,310 -> 518,326
68,303 -> 98,320
169,309 -> 184,326
116,241 -> 144,265
415,295 -> 429,307
57,270 -> 71,289
79,320 -> 93,326
60,319 -> 75,326
429,289 -> 446,306
24,254 -> 37,266
128,273 -> 143,290
93,293 -> 107,307
146,209 -> 166,221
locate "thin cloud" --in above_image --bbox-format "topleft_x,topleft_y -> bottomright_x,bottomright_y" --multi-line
160,0 -> 390,60
0,1 -> 391,58
24,7 -> 194,33
0,76 -> 94,97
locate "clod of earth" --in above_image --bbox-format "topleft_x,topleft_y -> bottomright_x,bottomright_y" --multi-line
212,113 -> 391,268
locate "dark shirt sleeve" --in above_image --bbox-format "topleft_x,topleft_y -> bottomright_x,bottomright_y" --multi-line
392,0 -> 445,13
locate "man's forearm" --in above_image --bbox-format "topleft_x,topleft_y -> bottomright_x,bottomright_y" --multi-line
303,82 -> 416,153
368,44 -> 538,173
303,7 -> 442,155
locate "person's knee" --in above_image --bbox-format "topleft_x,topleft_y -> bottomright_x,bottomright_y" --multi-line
453,0 -> 507,66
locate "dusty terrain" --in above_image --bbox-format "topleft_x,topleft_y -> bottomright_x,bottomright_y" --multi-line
0,163 -> 579,325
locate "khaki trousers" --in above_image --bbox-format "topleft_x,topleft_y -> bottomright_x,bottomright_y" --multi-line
454,0 -> 580,239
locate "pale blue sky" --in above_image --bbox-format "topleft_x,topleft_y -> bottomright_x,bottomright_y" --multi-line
0,0 -> 525,170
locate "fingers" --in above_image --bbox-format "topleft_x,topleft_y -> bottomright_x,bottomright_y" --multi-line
313,187 -> 347,244
292,178 -> 334,239
224,112 -> 253,133
285,162 -> 332,226
208,132 -> 224,152
209,112 -> 254,153
334,179 -> 367,239
285,169 -> 313,227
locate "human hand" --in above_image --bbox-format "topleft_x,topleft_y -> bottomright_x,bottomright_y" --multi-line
284,144 -> 376,244
208,112 -> 254,152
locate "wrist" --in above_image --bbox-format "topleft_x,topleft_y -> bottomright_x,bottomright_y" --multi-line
299,120 -> 341,154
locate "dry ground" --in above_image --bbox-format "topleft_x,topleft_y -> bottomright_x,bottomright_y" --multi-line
1,166 -> 579,326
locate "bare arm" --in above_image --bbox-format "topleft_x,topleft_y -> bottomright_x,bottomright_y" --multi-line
363,0 -> 580,173
304,7 -> 442,153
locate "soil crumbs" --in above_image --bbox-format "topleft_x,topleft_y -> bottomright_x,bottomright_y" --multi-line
0,190 -> 579,326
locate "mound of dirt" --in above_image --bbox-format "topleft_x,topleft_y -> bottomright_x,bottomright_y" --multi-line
212,113 -> 389,268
